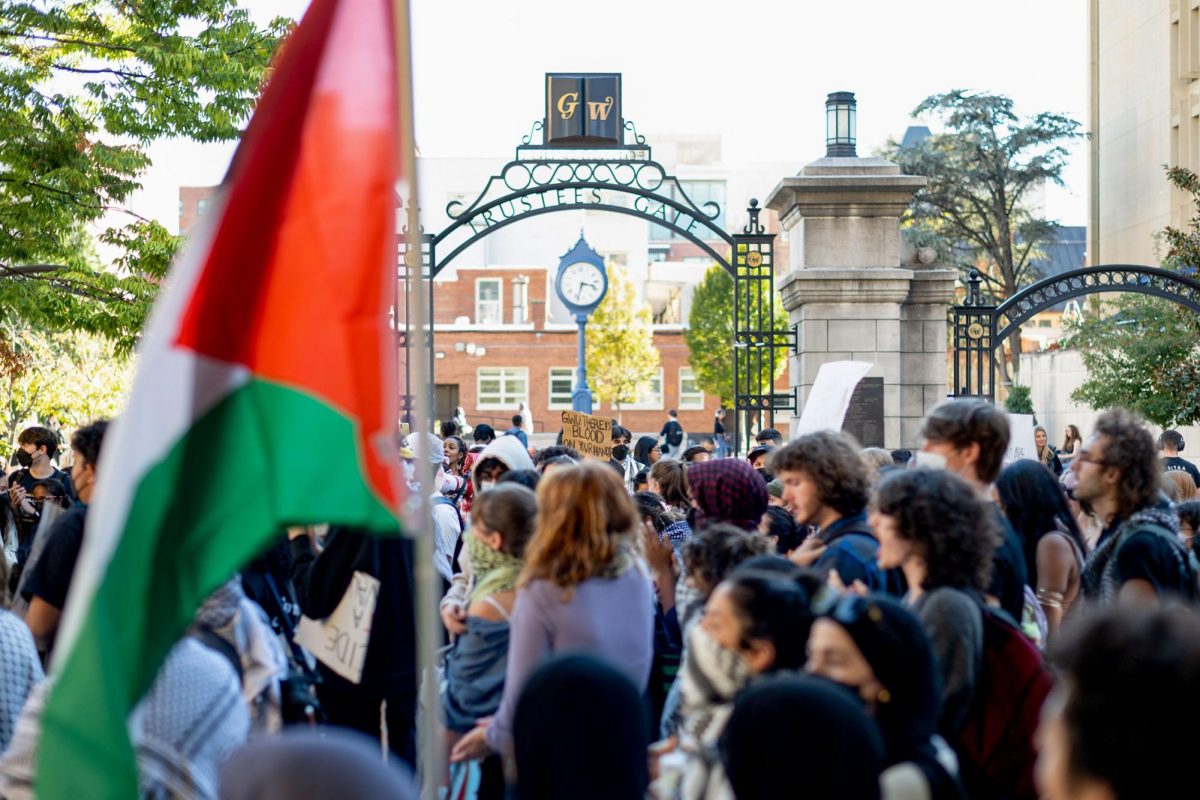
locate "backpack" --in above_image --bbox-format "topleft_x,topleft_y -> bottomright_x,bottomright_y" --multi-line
954,604 -> 1052,800
666,421 -> 683,447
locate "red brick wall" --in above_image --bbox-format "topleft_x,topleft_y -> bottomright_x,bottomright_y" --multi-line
179,186 -> 217,236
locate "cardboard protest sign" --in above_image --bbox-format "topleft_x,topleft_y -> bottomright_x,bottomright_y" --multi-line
560,410 -> 613,460
793,361 -> 874,438
1004,413 -> 1038,466
295,570 -> 380,684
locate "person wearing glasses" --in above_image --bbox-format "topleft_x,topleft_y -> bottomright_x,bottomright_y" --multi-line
807,593 -> 966,800
1072,410 -> 1197,606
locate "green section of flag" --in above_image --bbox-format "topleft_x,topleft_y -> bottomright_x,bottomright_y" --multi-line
38,378 -> 399,799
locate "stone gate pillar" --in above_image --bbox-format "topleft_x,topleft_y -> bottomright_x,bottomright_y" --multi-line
764,99 -> 956,448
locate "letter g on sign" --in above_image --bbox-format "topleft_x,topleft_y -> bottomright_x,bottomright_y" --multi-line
557,92 -> 579,120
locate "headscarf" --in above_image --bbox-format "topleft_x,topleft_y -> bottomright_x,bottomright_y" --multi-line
686,459 -> 768,531
513,654 -> 648,800
718,675 -> 885,800
819,594 -> 964,798
218,728 -> 418,800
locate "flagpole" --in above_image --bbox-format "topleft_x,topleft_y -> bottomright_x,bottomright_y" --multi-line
391,0 -> 444,792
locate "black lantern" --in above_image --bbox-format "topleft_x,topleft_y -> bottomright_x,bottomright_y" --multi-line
825,91 -> 857,157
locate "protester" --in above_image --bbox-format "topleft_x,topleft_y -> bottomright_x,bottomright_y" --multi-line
755,428 -> 783,449
681,445 -> 709,463
861,447 -> 894,481
442,483 -> 537,799
1060,424 -> 1082,464
891,448 -> 914,468
1178,500 -> 1200,552
635,491 -> 684,721
450,461 -> 654,764
660,568 -> 816,800
871,468 -> 996,733
611,425 -> 645,492
533,445 -> 579,472
513,655 -> 649,800
1039,606 -> 1200,800
765,478 -> 785,508
772,431 -> 894,592
648,459 -> 691,516
0,589 -> 42,753
633,469 -> 650,494
1165,469 -> 1197,501
1035,426 -> 1064,477
995,460 -> 1088,639
5,426 -> 75,584
440,419 -> 459,439
919,400 -> 1029,622
713,408 -> 729,459
1074,409 -> 1198,604
746,445 -> 772,475
505,415 -> 529,450
472,435 -> 536,495
20,419 -> 107,656
718,676 -> 886,800
411,433 -> 463,585
1158,429 -> 1200,485
219,728 -> 419,800
471,424 -> 496,453
634,436 -> 661,467
759,506 -> 803,556
289,523 -> 418,765
807,593 -> 966,800
661,409 -> 685,459
685,459 -> 768,533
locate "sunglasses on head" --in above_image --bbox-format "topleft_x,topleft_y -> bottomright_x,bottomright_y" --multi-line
814,592 -> 885,626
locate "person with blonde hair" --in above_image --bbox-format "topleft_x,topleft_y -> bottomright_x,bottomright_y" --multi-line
1166,469 -> 1197,501
449,461 -> 654,764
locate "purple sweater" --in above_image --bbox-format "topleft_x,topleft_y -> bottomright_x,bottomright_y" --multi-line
485,565 -> 655,752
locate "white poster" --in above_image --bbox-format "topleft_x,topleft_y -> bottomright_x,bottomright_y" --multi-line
294,570 -> 380,684
793,361 -> 874,438
1004,413 -> 1038,466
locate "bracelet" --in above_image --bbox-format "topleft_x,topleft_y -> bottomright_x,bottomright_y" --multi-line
1036,587 -> 1064,609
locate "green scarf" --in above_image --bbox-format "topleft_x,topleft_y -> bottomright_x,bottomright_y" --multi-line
467,533 -> 525,605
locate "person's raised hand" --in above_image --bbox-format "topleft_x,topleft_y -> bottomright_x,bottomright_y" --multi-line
8,485 -> 25,510
788,535 -> 826,567
642,521 -> 676,578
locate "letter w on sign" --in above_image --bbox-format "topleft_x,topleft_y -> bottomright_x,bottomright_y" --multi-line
295,570 -> 381,684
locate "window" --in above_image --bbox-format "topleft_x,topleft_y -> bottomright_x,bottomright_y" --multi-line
679,368 -> 704,409
512,277 -> 529,324
548,367 -> 575,409
476,278 -> 502,325
624,368 -> 664,410
197,199 -> 209,216
477,367 -> 527,409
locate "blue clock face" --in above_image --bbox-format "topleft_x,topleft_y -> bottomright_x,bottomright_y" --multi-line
559,261 -> 605,307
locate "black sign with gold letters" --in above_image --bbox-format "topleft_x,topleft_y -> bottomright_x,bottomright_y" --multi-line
545,73 -> 622,146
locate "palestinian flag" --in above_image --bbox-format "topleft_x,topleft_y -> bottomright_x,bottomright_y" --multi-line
38,0 -> 407,796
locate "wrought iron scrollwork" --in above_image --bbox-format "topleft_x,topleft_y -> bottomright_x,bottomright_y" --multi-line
520,119 -> 545,146
498,159 -> 668,193
623,119 -> 646,145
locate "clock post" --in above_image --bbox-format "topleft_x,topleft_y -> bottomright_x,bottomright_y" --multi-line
571,312 -> 593,413
553,233 -> 609,414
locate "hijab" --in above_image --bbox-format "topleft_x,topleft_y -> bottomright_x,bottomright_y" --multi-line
820,594 -> 965,799
686,459 -> 768,532
513,654 -> 648,800
719,675 -> 885,800
219,728 -> 418,800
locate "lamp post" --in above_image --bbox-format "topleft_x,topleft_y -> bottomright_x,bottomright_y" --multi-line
572,313 -> 593,413
825,91 -> 857,157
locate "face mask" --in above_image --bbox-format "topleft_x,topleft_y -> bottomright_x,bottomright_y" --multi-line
683,624 -> 753,708
14,450 -> 33,468
612,444 -> 629,462
480,480 -> 496,492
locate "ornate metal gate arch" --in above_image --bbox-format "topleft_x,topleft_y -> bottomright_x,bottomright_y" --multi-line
951,265 -> 1200,400
397,120 -> 793,451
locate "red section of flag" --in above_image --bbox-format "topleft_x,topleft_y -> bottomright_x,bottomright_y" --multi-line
174,0 -> 402,510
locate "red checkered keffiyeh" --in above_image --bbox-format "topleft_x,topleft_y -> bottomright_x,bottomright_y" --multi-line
686,459 -> 768,531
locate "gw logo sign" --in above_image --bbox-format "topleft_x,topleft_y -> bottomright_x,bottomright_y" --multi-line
545,73 -> 622,145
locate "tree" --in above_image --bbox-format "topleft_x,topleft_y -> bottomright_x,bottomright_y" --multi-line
883,91 -> 1084,381
0,321 -> 133,456
0,1 -> 292,350
1004,384 -> 1034,415
586,265 -> 660,420
685,265 -> 787,406
1064,167 -> 1200,427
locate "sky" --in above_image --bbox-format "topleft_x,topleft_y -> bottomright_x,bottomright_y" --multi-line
134,0 -> 1089,231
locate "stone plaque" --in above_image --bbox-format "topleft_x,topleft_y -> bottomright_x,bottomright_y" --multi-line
842,377 -> 884,448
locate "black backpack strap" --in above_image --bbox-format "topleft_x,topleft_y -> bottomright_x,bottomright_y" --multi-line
192,626 -> 243,683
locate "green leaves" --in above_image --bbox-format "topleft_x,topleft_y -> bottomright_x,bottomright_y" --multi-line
685,265 -> 787,406
0,1 -> 289,346
586,265 -> 660,413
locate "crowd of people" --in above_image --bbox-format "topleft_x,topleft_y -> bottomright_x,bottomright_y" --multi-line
1,400 -> 1199,799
